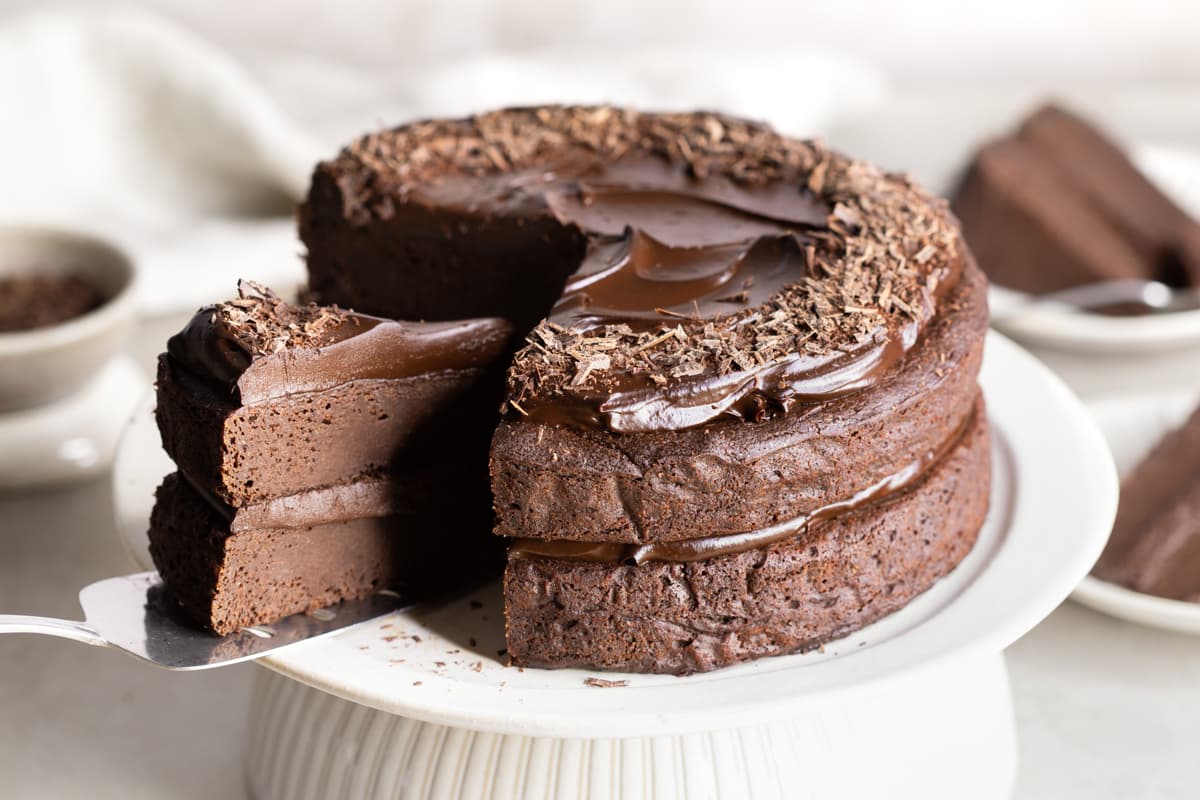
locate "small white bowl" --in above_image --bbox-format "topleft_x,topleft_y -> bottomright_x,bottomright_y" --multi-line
0,227 -> 138,412
986,143 -> 1200,399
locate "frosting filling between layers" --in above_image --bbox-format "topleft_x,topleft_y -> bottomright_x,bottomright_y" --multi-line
178,469 -> 452,532
508,399 -> 981,564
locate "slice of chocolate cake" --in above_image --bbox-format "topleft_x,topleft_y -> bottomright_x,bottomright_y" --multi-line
953,103 -> 1200,294
156,281 -> 512,505
150,283 -> 512,633
1092,402 -> 1200,601
301,107 -> 992,674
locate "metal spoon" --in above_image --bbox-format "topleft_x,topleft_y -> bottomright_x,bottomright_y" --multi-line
993,280 -> 1200,320
0,571 -> 408,670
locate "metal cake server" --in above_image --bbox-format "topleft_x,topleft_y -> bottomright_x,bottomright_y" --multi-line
0,571 -> 409,670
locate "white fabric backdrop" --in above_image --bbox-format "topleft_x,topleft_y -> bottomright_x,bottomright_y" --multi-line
0,7 -> 886,313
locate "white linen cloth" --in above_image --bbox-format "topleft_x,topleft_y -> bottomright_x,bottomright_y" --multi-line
0,7 -> 884,314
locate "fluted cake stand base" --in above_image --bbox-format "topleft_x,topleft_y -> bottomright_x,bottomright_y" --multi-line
246,651 -> 1014,800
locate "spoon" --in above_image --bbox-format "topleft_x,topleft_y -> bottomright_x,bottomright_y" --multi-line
993,280 -> 1200,320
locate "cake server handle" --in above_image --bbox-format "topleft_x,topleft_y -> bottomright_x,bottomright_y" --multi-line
0,615 -> 108,647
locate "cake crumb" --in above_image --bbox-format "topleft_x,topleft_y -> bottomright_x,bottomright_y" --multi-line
584,677 -> 629,688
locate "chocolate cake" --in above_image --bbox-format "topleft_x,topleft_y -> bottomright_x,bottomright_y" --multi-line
302,107 -> 992,674
953,104 -> 1200,294
150,282 -> 510,633
1092,402 -> 1200,601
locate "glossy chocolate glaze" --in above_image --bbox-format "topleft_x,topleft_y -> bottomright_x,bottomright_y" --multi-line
168,305 -> 513,404
410,151 -> 956,433
508,402 -> 979,564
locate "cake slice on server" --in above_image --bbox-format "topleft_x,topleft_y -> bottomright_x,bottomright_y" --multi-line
149,282 -> 512,634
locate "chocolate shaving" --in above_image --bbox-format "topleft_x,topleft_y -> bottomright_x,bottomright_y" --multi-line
583,677 -> 629,688
209,280 -> 349,358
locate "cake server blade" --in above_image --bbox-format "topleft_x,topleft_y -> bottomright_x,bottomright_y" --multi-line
0,571 -> 409,670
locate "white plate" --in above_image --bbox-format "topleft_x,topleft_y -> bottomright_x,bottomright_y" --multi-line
989,144 -> 1200,354
1073,388 -> 1200,633
0,355 -> 145,490
112,332 -> 1117,738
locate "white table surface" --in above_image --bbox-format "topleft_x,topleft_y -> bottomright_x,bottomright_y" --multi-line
3,86 -> 1200,799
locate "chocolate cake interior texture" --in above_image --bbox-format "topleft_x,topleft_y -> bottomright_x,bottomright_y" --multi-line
294,107 -> 992,674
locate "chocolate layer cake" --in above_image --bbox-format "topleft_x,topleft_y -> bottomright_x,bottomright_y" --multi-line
953,104 -> 1200,294
151,283 -> 510,633
1092,402 -> 1200,601
302,107 -> 991,674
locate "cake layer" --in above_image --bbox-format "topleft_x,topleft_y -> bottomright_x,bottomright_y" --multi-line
491,261 -> 986,544
953,104 -> 1200,294
157,354 -> 495,506
504,398 -> 990,674
149,472 -> 499,635
1092,402 -> 1200,600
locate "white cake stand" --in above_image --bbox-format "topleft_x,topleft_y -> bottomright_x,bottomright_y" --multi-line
112,332 -> 1117,800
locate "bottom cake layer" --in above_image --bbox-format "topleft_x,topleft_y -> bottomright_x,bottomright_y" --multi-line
149,473 -> 498,635
503,399 -> 991,675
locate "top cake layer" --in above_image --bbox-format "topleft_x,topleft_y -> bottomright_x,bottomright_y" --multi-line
169,280 -> 512,405
304,107 -> 966,433
157,282 -> 513,505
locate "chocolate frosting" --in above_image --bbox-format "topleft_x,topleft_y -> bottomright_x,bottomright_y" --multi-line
408,151 -> 953,433
476,160 -> 959,433
508,403 -> 978,564
181,469 -> 436,531
168,297 -> 514,404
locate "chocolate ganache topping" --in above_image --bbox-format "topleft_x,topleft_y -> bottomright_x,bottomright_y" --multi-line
337,108 -> 966,433
168,281 -> 513,403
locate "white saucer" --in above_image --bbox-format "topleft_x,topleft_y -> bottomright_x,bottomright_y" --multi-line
1073,388 -> 1200,633
0,355 -> 145,490
111,331 -> 1117,739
